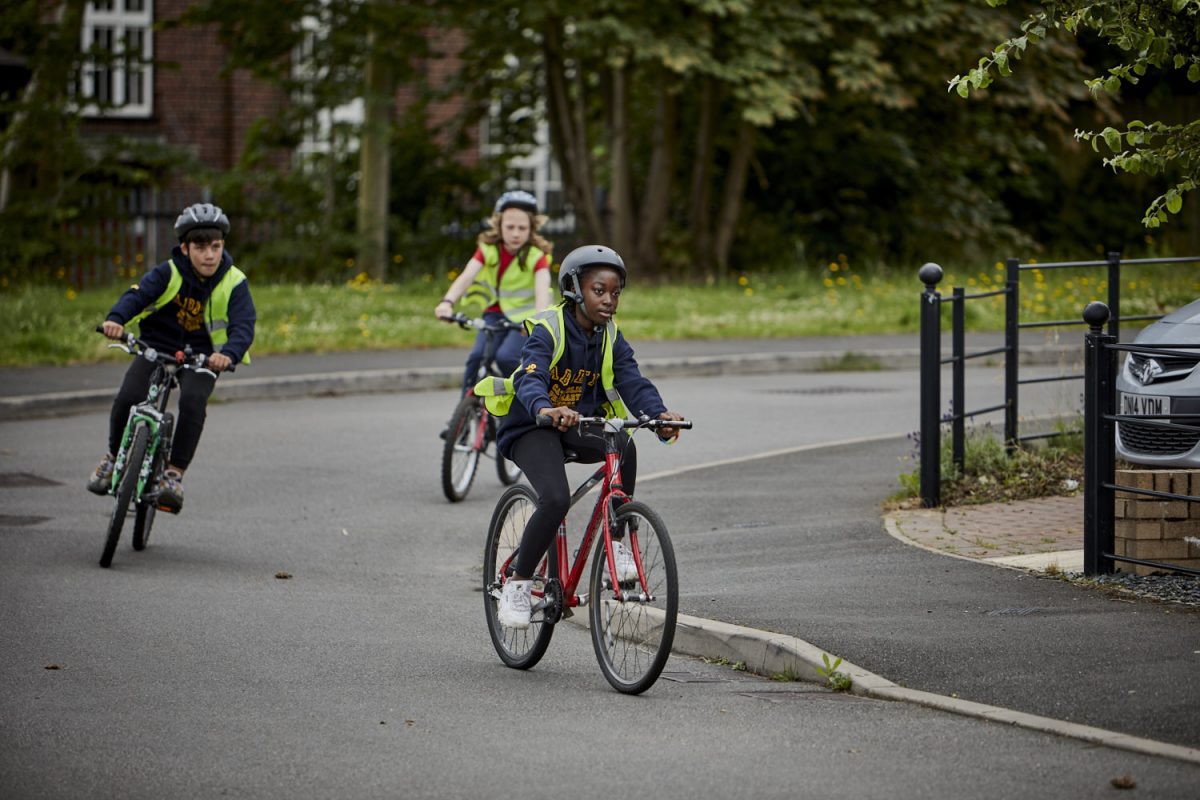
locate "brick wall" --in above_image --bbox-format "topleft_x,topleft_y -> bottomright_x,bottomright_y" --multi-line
1113,469 -> 1200,576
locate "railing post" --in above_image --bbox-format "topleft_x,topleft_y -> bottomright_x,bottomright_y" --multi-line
1083,301 -> 1117,575
1004,257 -> 1020,452
919,263 -> 944,508
952,286 -> 966,476
1106,251 -> 1121,341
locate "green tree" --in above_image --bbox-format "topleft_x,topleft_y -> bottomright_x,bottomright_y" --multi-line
0,0 -> 188,277
180,0 -> 443,280
951,0 -> 1200,229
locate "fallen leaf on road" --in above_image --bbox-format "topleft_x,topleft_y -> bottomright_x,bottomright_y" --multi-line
275,572 -> 292,580
1111,774 -> 1136,790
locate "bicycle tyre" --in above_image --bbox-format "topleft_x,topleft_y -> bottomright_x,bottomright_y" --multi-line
131,444 -> 162,551
483,484 -> 554,669
588,500 -> 678,694
100,424 -> 148,568
441,395 -> 483,502
495,451 -> 523,486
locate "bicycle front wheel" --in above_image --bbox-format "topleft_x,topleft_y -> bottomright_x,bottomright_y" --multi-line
588,501 -> 678,694
483,484 -> 554,669
441,395 -> 483,502
101,424 -> 148,568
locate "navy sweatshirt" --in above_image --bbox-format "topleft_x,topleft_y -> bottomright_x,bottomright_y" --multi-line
106,247 -> 256,365
496,307 -> 667,458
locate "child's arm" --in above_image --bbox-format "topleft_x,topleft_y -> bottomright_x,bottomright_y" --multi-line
104,262 -> 174,330
435,254 -> 486,319
217,281 -> 256,368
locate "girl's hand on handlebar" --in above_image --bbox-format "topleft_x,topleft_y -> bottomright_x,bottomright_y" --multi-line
434,300 -> 454,320
656,411 -> 684,441
100,320 -> 125,340
537,406 -> 579,432
207,352 -> 232,372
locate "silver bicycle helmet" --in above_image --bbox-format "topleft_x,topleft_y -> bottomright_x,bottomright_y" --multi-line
174,203 -> 230,241
558,245 -> 627,304
494,190 -> 539,215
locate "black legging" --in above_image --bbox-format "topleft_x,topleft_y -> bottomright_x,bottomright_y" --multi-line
510,426 -> 637,578
107,357 -> 216,470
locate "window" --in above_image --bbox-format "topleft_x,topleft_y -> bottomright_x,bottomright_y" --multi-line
80,0 -> 153,118
291,14 -> 362,165
481,102 -> 574,234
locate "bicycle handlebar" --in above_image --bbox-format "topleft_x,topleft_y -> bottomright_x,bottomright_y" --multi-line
94,325 -> 226,377
442,312 -> 524,333
535,414 -> 693,432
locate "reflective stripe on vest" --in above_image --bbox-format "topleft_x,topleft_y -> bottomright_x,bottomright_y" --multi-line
473,303 -> 627,418
130,260 -> 251,363
464,243 -> 544,322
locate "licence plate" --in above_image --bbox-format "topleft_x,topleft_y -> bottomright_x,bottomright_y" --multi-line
1120,392 -> 1170,416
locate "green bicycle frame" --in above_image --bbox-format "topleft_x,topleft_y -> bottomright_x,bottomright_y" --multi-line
108,383 -> 167,499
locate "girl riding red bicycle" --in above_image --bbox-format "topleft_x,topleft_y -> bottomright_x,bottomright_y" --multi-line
476,244 -> 685,629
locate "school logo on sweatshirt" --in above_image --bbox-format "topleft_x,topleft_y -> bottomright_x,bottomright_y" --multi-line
173,295 -> 205,333
547,365 -> 598,408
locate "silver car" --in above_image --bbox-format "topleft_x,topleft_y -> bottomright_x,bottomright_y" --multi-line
1115,298 -> 1200,467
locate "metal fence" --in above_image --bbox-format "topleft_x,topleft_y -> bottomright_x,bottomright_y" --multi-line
1082,301 -> 1200,576
919,252 -> 1198,508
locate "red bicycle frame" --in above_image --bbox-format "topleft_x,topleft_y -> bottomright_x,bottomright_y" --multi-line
498,435 -> 650,614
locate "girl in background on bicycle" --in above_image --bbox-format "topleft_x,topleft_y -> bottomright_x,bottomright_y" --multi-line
87,203 -> 256,513
485,245 -> 684,629
434,190 -> 554,397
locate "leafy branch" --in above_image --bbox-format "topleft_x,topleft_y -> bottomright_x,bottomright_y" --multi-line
949,0 -> 1200,228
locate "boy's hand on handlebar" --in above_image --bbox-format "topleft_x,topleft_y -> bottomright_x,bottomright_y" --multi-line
207,352 -> 232,372
656,411 -> 684,441
434,300 -> 454,320
537,406 -> 579,431
100,321 -> 125,340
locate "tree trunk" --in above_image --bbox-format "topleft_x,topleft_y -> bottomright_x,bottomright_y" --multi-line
356,28 -> 393,282
543,18 -> 604,240
687,77 -> 717,277
714,120 -> 755,273
635,81 -> 677,277
608,64 -> 635,262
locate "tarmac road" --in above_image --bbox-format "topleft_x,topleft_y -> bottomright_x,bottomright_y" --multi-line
1,344 -> 1198,797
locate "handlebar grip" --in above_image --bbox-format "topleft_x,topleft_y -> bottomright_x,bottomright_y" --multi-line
535,414 -> 554,428
663,420 -> 693,430
94,325 -> 104,334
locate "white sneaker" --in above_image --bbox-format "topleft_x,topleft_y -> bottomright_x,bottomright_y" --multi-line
498,579 -> 533,629
613,540 -> 639,583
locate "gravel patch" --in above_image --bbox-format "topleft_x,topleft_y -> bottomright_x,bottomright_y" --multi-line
1062,571 -> 1200,608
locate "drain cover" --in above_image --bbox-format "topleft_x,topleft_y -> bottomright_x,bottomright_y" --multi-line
985,607 -> 1048,617
0,514 -> 51,527
740,690 -> 865,703
659,671 -> 730,684
0,472 -> 62,488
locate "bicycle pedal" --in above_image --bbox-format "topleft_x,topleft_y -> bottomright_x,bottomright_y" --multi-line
560,606 -> 574,619
156,503 -> 181,514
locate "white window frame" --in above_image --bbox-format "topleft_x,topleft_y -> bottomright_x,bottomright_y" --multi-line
80,0 -> 154,119
291,14 -> 363,165
481,103 -> 574,234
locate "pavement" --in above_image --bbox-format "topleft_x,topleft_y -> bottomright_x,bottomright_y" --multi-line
4,331 -> 1198,767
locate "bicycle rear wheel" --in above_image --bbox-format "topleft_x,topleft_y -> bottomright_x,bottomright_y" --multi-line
483,484 -> 554,669
441,395 -> 483,502
100,424 -> 148,568
131,445 -> 161,551
588,501 -> 678,694
495,451 -> 522,486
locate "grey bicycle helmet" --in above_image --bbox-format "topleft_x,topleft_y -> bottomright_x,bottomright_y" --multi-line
174,203 -> 230,241
494,190 -> 538,215
558,245 -> 627,304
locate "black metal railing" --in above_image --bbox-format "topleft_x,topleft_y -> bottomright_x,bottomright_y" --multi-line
919,263 -> 1011,507
1082,301 -> 1200,576
918,253 -> 1197,508
1003,253 -> 1197,447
